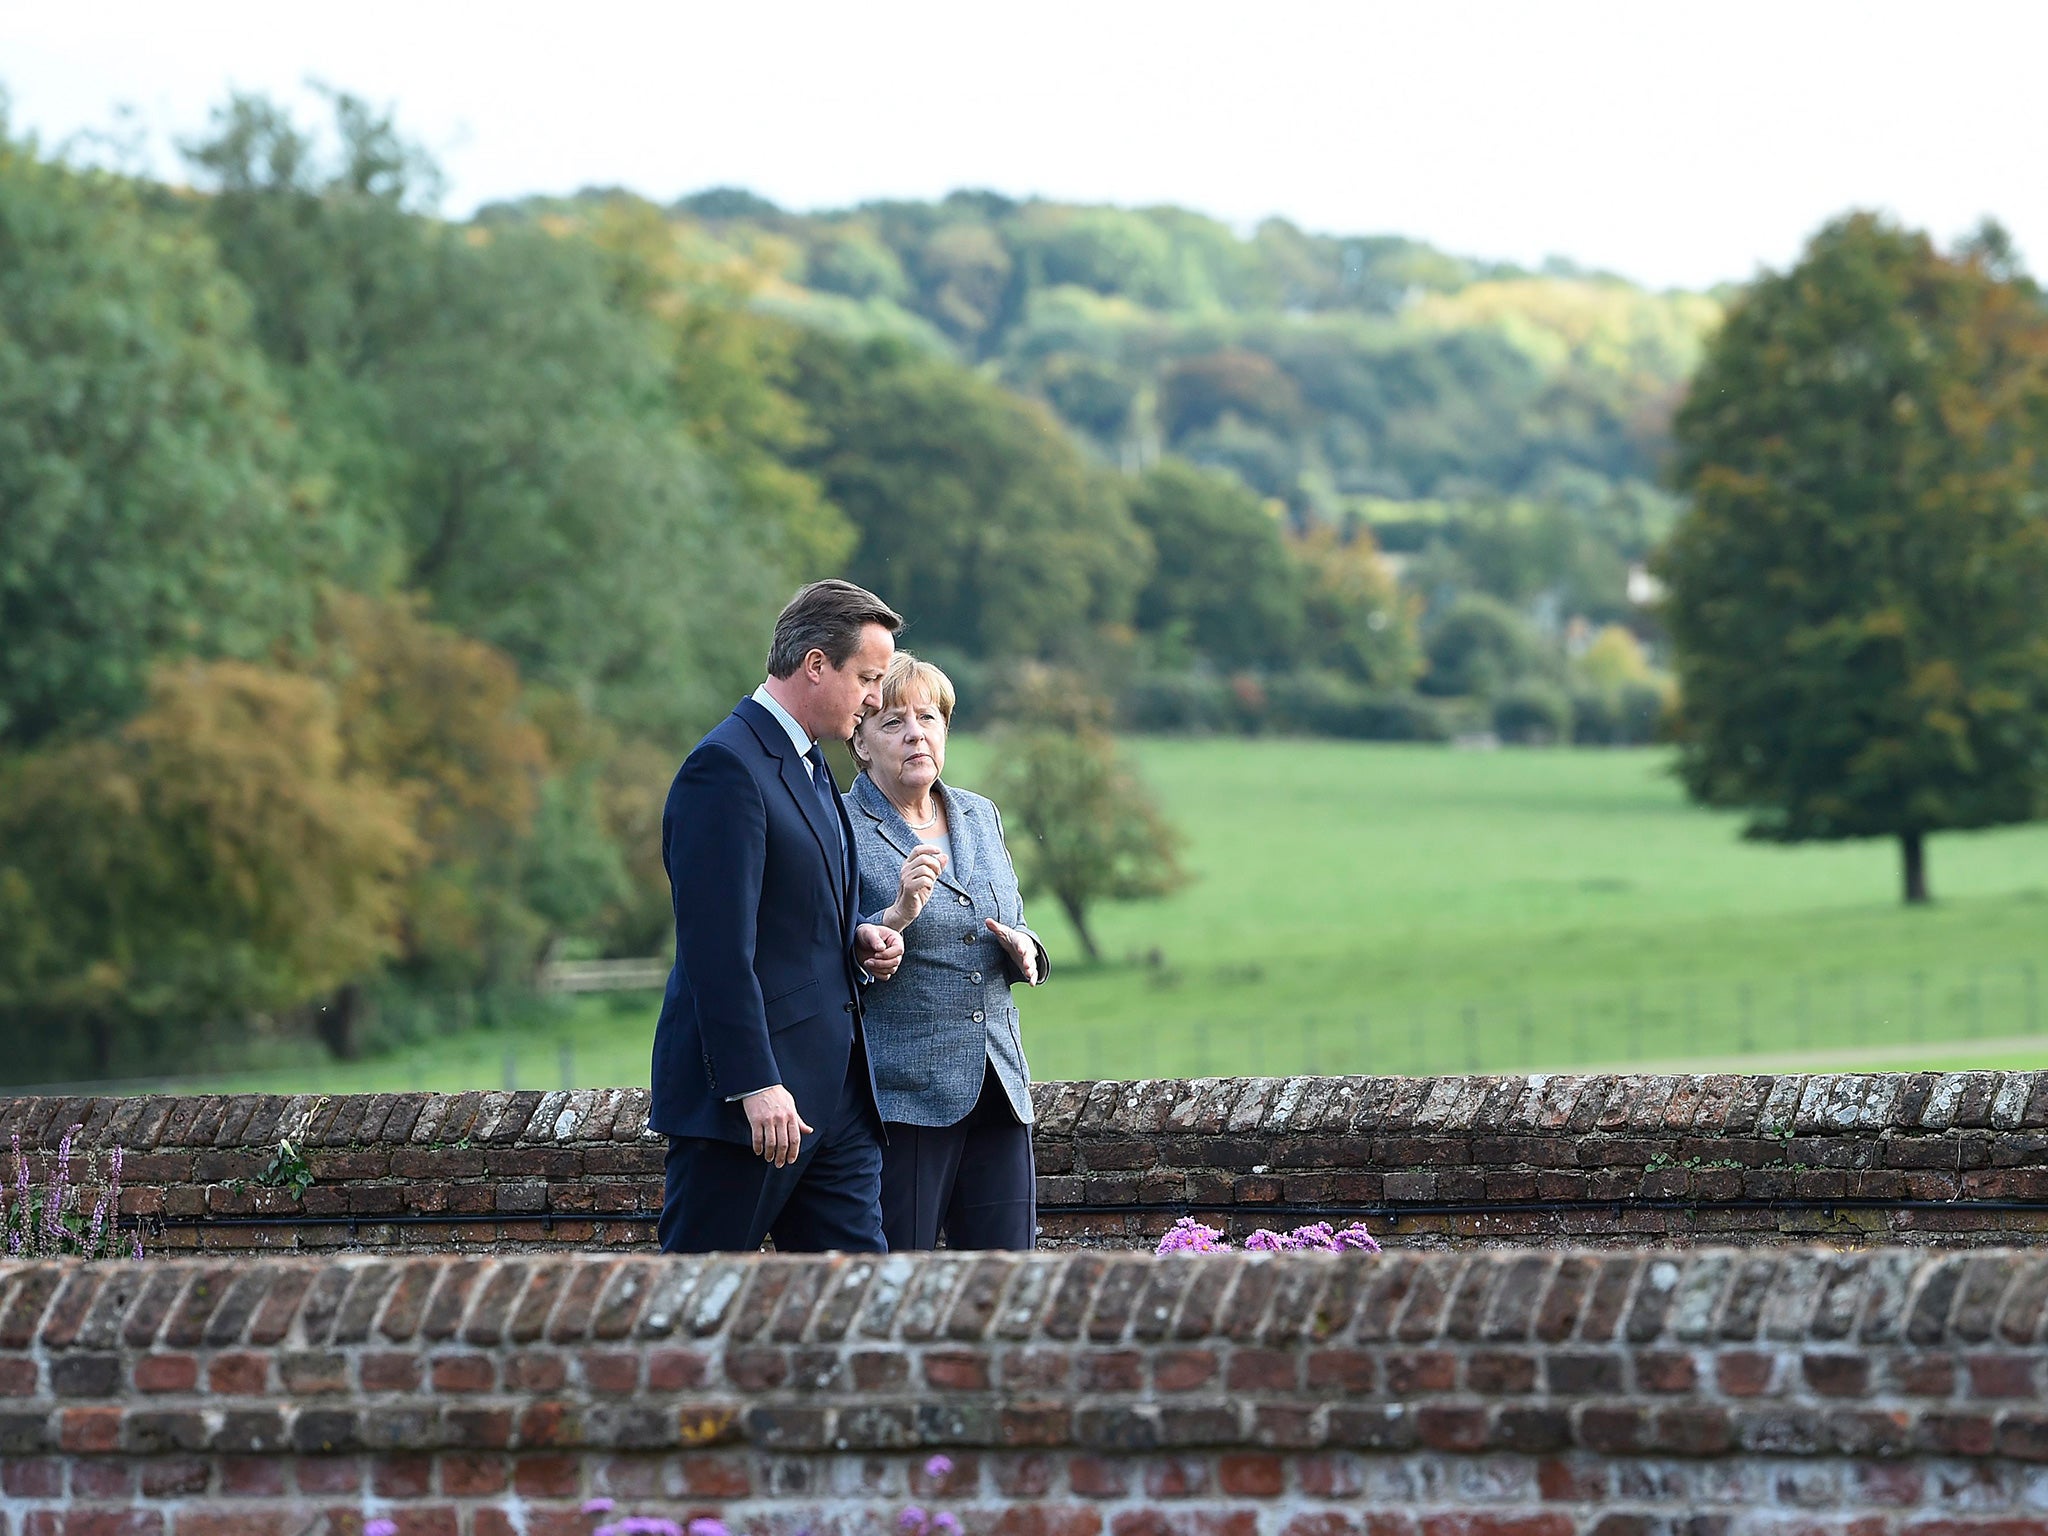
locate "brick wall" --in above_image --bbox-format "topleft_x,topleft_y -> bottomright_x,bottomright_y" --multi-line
6,1072 -> 2048,1253
5,1246 -> 2048,1534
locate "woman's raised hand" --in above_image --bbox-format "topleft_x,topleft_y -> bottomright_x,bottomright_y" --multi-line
886,844 -> 949,930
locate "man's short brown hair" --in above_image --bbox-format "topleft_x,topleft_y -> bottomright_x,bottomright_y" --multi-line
766,580 -> 903,678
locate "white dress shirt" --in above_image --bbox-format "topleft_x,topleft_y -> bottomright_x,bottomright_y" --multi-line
752,683 -> 816,771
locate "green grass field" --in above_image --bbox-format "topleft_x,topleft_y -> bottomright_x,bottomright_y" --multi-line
109,741 -> 2048,1094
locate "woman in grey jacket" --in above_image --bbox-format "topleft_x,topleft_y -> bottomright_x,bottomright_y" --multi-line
846,652 -> 1049,1251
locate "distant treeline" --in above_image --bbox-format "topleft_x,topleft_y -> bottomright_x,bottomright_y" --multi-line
0,90 -> 1688,1080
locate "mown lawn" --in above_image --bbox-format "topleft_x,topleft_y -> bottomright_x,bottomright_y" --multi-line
129,740 -> 2048,1094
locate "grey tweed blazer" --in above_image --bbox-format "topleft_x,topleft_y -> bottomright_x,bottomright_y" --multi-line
847,772 -> 1049,1128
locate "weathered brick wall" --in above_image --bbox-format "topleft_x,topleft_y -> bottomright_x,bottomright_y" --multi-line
5,1247 -> 2048,1534
6,1071 -> 2048,1253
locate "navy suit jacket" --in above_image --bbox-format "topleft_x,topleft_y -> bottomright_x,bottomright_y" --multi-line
649,697 -> 881,1145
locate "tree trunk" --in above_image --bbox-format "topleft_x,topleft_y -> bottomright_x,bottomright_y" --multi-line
1059,892 -> 1101,963
314,983 -> 364,1060
86,1015 -> 114,1079
1900,830 -> 1930,905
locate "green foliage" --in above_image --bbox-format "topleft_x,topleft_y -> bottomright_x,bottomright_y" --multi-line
1128,461 -> 1301,669
1421,594 -> 1551,699
258,1135 -> 315,1199
184,102 -> 802,742
1662,213 -> 2048,902
0,124 -> 315,748
1493,680 -> 1574,745
786,331 -> 1153,658
985,725 -> 1191,962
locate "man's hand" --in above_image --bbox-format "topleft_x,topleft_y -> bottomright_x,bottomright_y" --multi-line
883,844 -> 948,930
742,1085 -> 813,1167
984,918 -> 1041,985
856,922 -> 905,980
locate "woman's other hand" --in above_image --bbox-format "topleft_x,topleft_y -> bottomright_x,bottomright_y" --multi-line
884,843 -> 948,931
984,918 -> 1041,985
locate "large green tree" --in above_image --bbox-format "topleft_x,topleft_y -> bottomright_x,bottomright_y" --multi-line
787,331 -> 1153,659
1661,214 -> 2048,903
185,95 -> 793,742
1127,460 -> 1301,669
0,125 -> 314,748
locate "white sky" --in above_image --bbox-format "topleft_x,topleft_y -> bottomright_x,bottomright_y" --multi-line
4,0 -> 2043,292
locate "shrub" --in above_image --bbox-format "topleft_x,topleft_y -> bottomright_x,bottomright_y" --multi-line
1493,680 -> 1573,745
1267,672 -> 1450,741
1120,672 -> 1238,734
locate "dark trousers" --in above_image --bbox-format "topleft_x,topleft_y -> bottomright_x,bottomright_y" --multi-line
880,1061 -> 1036,1251
659,1050 -> 884,1254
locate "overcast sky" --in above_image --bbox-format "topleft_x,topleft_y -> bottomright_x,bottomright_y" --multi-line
5,1 -> 2043,292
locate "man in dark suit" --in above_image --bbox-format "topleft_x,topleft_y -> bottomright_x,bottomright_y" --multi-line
651,580 -> 907,1253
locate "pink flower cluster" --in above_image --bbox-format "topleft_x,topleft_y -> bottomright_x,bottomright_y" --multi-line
1156,1216 -> 1380,1255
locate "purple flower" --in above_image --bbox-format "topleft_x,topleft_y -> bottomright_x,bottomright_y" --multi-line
923,1453 -> 955,1481
1155,1216 -> 1228,1255
131,1232 -> 143,1262
686,1522 -> 729,1536
1333,1222 -> 1382,1253
1281,1222 -> 1336,1252
932,1516 -> 960,1536
1243,1228 -> 1286,1252
87,1193 -> 108,1257
898,1506 -> 929,1534
620,1521 -> 683,1536
365,1520 -> 398,1536
582,1500 -> 616,1515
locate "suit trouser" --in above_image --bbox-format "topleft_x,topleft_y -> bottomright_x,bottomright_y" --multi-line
879,1060 -> 1037,1251
658,1048 -> 885,1254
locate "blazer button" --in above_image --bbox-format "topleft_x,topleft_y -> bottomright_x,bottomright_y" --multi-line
969,972 -> 981,983
957,894 -> 970,905
972,1010 -> 984,1023
963,933 -> 976,944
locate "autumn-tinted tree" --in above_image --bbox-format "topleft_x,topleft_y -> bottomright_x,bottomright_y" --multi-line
0,662 -> 417,1077
1662,214 -> 2048,903
1292,522 -> 1424,688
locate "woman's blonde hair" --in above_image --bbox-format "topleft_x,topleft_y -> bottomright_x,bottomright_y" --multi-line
850,652 -> 956,765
